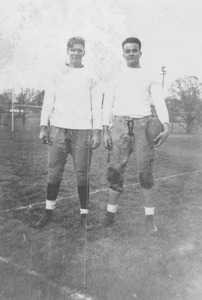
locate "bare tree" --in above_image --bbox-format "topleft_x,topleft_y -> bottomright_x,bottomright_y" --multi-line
166,76 -> 202,133
0,90 -> 12,126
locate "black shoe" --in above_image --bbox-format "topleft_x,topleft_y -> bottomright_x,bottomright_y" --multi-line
81,214 -> 94,231
146,215 -> 158,233
102,212 -> 115,228
33,210 -> 53,228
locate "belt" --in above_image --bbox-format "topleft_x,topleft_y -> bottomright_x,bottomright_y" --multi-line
112,115 -> 151,122
112,115 -> 152,137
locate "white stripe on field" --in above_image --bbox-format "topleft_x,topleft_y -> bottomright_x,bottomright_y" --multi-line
0,170 -> 200,299
0,256 -> 94,300
155,170 -> 200,180
2,170 -> 201,213
124,170 -> 200,187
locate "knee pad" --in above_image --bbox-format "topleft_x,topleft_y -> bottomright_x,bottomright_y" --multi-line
139,172 -> 153,189
107,167 -> 123,192
107,167 -> 121,184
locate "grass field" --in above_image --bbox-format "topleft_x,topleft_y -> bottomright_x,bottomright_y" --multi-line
0,117 -> 202,300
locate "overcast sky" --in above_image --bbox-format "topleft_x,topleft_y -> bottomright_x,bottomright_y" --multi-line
1,0 -> 202,93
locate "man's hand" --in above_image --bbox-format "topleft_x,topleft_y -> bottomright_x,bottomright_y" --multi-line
154,123 -> 169,147
91,129 -> 101,149
39,126 -> 49,144
102,125 -> 112,150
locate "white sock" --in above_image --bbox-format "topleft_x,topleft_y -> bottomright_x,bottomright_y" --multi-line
107,204 -> 118,213
46,200 -> 56,210
80,208 -> 89,215
144,207 -> 155,216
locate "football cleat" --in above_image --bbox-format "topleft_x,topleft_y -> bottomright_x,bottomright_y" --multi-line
33,209 -> 53,228
146,215 -> 158,233
80,214 -> 94,231
102,212 -> 115,228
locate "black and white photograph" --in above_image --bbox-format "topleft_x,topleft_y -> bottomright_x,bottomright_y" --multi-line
0,1 -> 202,299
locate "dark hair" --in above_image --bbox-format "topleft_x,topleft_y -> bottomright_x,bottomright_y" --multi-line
67,36 -> 85,50
122,37 -> 141,50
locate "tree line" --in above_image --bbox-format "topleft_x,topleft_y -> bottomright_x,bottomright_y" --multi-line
1,76 -> 202,133
165,76 -> 202,134
0,89 -> 44,126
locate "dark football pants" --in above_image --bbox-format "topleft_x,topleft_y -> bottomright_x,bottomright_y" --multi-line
46,126 -> 92,208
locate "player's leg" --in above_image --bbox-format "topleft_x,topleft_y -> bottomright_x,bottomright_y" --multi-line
141,187 -> 158,232
103,118 -> 132,227
33,127 -> 69,228
72,129 -> 93,231
135,117 -> 158,233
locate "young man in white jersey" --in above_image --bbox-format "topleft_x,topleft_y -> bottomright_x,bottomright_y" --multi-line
33,37 -> 102,231
102,37 -> 169,233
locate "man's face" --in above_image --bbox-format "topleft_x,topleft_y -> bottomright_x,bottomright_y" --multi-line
67,43 -> 85,68
123,43 -> 142,68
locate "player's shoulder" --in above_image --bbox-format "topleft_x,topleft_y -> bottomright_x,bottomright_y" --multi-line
54,64 -> 68,82
74,67 -> 100,86
81,65 -> 95,76
143,65 -> 162,84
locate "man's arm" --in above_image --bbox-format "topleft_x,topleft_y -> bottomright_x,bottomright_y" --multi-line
150,82 -> 170,146
39,125 -> 49,144
102,125 -> 112,150
102,81 -> 114,128
154,122 -> 169,147
90,80 -> 102,149
39,82 -> 56,144
102,81 -> 115,150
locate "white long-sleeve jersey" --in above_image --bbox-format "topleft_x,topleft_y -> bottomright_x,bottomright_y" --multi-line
102,67 -> 169,126
40,65 -> 102,130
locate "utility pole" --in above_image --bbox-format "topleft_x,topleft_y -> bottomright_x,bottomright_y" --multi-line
161,66 -> 172,131
11,89 -> 15,132
161,66 -> 166,89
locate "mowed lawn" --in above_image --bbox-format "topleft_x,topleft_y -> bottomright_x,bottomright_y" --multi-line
0,117 -> 202,300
